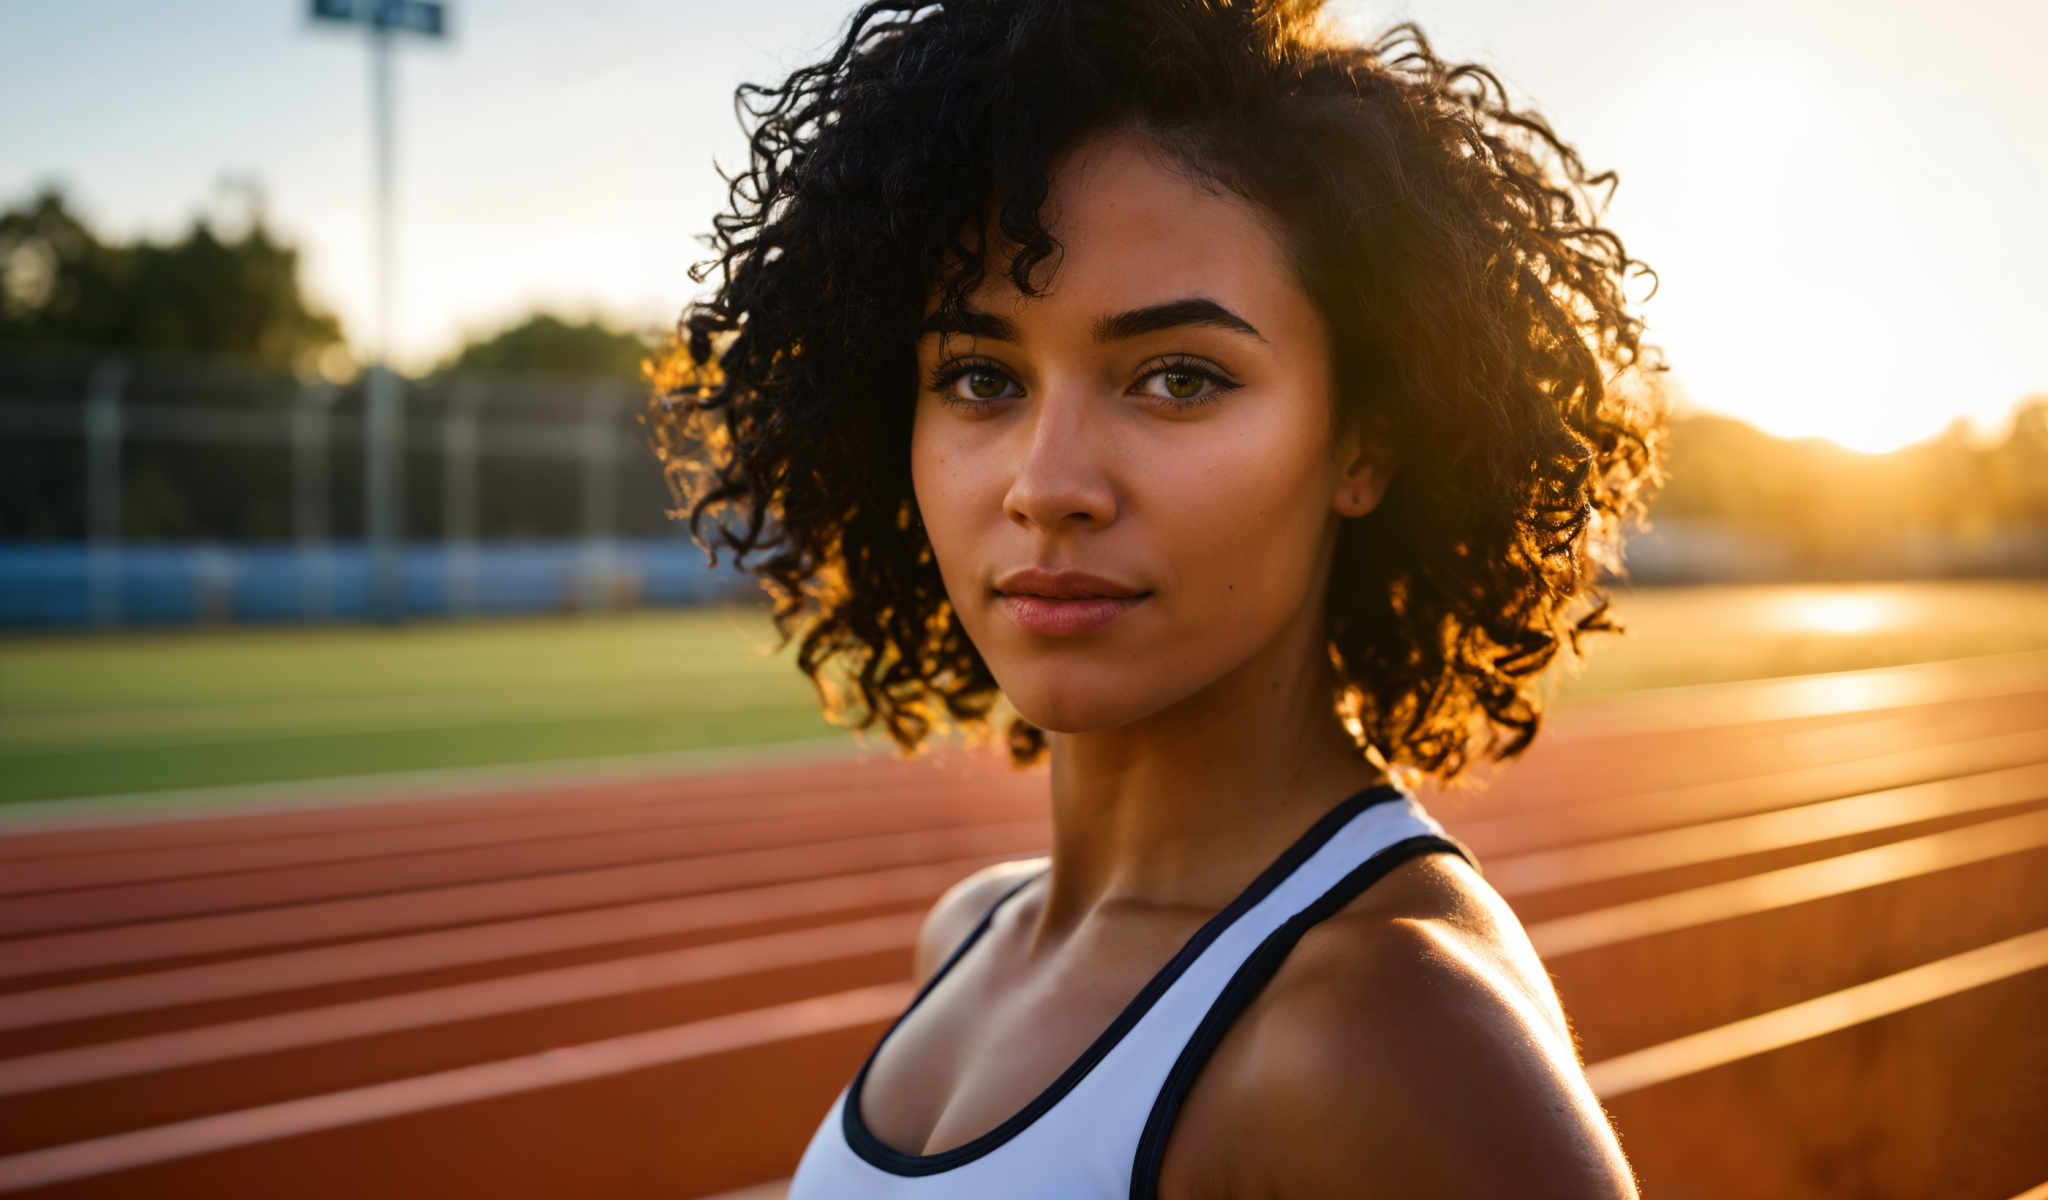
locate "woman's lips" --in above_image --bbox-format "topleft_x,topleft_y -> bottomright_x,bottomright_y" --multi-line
996,592 -> 1149,636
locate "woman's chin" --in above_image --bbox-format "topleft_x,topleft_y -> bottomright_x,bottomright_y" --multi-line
998,688 -> 1133,737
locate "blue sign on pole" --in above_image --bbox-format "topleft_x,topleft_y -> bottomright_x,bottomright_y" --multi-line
310,0 -> 446,38
375,1 -> 446,37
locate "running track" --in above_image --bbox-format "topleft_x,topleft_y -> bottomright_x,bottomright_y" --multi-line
1,653 -> 2044,1198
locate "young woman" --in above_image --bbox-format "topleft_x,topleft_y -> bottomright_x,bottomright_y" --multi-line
648,0 -> 1665,1194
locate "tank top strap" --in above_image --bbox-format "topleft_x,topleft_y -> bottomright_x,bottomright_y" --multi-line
1027,788 -> 1472,1197
787,784 -> 1473,1198
1126,806 -> 1470,1197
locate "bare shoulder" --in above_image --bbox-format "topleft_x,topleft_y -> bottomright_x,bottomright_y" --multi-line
1203,851 -> 1636,1198
912,855 -> 1049,985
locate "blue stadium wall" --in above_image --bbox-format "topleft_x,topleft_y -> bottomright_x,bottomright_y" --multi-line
0,541 -> 754,627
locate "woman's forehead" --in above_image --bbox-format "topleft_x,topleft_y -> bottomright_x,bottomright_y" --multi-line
921,133 -> 1305,339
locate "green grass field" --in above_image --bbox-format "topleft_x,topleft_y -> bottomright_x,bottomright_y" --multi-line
4,580 -> 2046,807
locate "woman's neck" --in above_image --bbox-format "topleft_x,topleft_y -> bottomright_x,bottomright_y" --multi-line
1025,609 -> 1389,959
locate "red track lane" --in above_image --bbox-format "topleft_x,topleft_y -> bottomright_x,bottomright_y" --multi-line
0,776 -> 1045,896
0,808 -> 1052,938
1605,966 -> 2048,1200
6,810 -> 2042,1158
8,724 -> 2041,972
0,654 -> 2042,1198
0,985 -> 917,1198
1437,685 -> 2048,813
0,747 -> 1025,862
0,859 -> 1006,1035
6,766 -> 2040,1059
0,822 -> 1052,983
1549,840 -> 2048,1061
1448,728 -> 2048,851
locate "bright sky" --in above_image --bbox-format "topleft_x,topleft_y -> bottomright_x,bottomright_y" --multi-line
5,0 -> 2043,453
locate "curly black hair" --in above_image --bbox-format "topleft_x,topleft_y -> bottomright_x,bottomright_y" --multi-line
645,0 -> 1666,782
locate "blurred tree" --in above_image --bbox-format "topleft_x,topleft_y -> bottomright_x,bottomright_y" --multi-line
0,183 -> 347,373
1652,403 -> 2048,575
1986,396 -> 2048,522
438,312 -> 656,381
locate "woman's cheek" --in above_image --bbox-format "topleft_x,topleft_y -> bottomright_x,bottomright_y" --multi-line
1166,421 -> 1326,622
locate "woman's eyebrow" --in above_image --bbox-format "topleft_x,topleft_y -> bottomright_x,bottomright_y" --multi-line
1096,297 -> 1267,343
916,297 -> 1267,344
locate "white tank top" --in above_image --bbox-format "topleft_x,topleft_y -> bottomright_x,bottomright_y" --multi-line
786,783 -> 1476,1199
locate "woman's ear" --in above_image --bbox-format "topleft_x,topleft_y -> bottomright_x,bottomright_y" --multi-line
1332,424 -> 1395,519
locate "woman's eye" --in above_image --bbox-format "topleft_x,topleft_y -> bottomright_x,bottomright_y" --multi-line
961,368 -> 1013,401
925,359 -> 1237,409
926,362 -> 1018,406
1137,362 -> 1237,407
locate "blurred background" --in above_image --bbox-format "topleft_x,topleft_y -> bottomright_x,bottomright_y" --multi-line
2,2 -> 2044,1198
3,0 -> 2044,804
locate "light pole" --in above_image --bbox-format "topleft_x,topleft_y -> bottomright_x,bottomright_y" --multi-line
309,0 -> 448,624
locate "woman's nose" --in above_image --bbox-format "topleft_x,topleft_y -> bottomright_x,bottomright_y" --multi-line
1001,384 -> 1119,534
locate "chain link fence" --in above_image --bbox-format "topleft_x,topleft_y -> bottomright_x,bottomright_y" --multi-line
1,345 -> 752,626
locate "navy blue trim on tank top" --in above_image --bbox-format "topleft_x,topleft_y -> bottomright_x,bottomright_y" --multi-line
840,781 -> 1409,1177
1128,831 -> 1479,1200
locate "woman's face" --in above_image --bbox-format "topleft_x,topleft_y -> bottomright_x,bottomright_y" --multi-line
910,125 -> 1384,737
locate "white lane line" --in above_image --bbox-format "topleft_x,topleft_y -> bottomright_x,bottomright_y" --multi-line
6,926 -> 2043,1187
1585,927 -> 2048,1099
0,912 -> 924,1098
1487,760 -> 2048,895
0,736 -> 869,835
1452,727 -> 2048,858
2,763 -> 2038,1033
6,804 -> 2043,1093
0,981 -> 912,1192
4,809 -> 2045,1183
0,859 -> 997,1033
1526,807 -> 2048,958
0,821 -> 1049,983
1552,649 -> 2048,740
